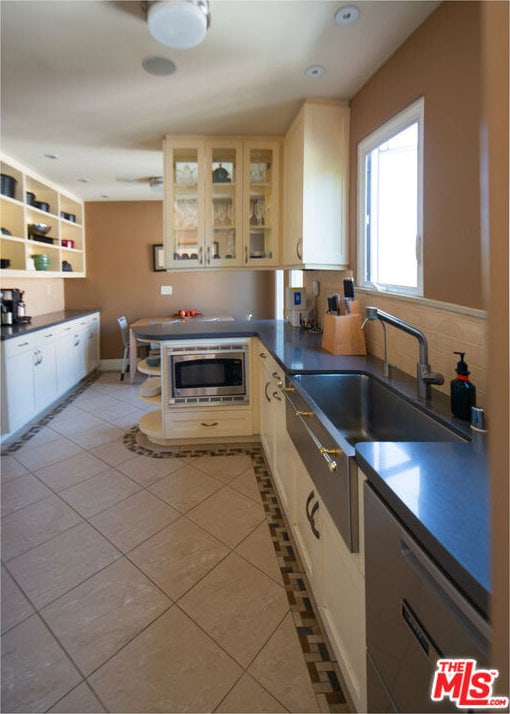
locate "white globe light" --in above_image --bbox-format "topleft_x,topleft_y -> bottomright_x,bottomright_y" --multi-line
147,1 -> 208,49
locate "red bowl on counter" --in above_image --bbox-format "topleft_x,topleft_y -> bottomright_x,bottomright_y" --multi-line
61,239 -> 75,248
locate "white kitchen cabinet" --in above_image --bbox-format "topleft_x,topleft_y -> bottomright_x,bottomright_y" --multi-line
282,100 -> 350,269
1,313 -> 100,440
290,441 -> 323,585
1,327 -> 58,436
163,137 -> 280,270
0,154 -> 86,277
257,344 -> 290,509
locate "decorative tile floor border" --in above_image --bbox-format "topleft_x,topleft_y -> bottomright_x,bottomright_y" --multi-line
1,371 -> 101,455
122,427 -> 351,713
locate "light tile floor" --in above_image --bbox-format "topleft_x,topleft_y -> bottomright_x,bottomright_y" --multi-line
1,372 -> 350,714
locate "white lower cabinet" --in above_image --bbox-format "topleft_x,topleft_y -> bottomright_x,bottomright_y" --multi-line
258,378 -> 367,712
256,342 -> 290,508
1,312 -> 100,439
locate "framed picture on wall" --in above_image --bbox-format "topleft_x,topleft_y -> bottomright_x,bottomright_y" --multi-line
153,244 -> 165,272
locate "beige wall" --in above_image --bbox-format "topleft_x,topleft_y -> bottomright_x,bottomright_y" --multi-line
349,1 -> 483,309
0,277 -> 65,316
64,201 -> 275,358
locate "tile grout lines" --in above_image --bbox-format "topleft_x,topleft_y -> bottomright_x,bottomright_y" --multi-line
1,373 -> 350,713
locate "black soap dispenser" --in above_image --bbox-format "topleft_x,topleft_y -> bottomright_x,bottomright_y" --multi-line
450,351 -> 476,420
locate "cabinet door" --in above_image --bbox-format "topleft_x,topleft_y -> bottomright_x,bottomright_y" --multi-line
243,141 -> 279,266
85,314 -> 100,371
291,445 -> 323,589
33,329 -> 58,411
283,112 -> 305,266
283,102 -> 350,269
56,323 -> 79,394
320,509 -> 367,713
205,141 -> 243,267
1,339 -> 36,435
164,140 -> 205,269
258,350 -> 274,463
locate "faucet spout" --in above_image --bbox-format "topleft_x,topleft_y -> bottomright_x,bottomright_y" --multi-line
363,306 -> 444,399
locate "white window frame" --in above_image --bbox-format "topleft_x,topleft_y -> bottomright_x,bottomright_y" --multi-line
357,97 -> 424,296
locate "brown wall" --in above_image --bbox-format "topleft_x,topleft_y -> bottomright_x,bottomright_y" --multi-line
349,1 -> 483,309
64,201 -> 275,358
482,0 -> 509,690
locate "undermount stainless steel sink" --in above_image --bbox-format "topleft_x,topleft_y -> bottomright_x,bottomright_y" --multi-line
291,373 -> 466,449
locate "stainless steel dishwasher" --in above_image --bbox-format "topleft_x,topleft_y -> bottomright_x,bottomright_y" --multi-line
364,482 -> 490,713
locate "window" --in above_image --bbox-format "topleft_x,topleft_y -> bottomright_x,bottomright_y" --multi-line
358,98 -> 424,295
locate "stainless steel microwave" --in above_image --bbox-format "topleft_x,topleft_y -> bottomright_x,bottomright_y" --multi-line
167,342 -> 249,406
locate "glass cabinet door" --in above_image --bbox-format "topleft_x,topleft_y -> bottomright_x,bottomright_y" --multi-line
205,142 -> 242,266
165,142 -> 204,268
244,142 -> 279,266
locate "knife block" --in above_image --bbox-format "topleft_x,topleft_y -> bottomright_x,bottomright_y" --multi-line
321,314 -> 367,355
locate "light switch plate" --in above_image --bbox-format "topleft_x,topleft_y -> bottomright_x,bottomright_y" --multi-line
160,285 -> 173,295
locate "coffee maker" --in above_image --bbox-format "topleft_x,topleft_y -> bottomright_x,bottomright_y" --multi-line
1,289 -> 31,325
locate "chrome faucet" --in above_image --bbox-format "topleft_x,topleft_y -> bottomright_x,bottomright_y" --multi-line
361,306 -> 444,399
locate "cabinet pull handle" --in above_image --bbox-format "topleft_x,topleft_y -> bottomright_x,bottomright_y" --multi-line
305,491 -> 320,539
17,341 -> 29,348
206,245 -> 211,264
199,246 -> 203,265
201,421 -> 218,427
245,246 -> 248,264
264,381 -> 271,403
259,352 -> 267,359
271,371 -> 279,379
44,333 -> 53,338
272,391 -> 282,401
296,238 -> 303,261
289,401 -> 342,473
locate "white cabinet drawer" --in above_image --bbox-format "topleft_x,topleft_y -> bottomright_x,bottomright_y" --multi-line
165,408 -> 253,439
2,334 -> 35,358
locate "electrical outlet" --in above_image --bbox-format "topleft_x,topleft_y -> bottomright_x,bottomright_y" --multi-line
160,285 -> 173,295
312,280 -> 320,297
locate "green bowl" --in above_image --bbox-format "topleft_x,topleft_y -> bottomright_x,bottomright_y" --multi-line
32,254 -> 50,270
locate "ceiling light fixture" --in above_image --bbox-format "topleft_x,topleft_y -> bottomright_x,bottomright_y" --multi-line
335,5 -> 360,25
305,65 -> 325,79
146,0 -> 210,49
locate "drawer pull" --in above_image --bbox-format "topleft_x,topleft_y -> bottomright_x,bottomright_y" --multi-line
272,391 -> 282,402
306,490 -> 320,539
201,421 -> 218,427
264,381 -> 271,403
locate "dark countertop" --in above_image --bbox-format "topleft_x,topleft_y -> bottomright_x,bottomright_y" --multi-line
137,317 -> 490,615
356,440 -> 489,618
1,309 -> 100,340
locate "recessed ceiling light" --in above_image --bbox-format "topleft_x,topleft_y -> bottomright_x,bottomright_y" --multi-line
78,178 -> 89,183
305,65 -> 325,78
44,153 -> 60,160
335,5 -> 359,24
142,55 -> 177,76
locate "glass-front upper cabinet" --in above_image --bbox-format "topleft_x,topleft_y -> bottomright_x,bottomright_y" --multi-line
205,141 -> 242,267
243,140 -> 279,267
164,141 -> 204,269
164,137 -> 279,269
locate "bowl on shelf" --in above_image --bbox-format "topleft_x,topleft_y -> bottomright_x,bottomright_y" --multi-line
61,239 -> 75,248
35,201 -> 50,212
32,254 -> 50,271
30,223 -> 51,235
1,259 -> 11,269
